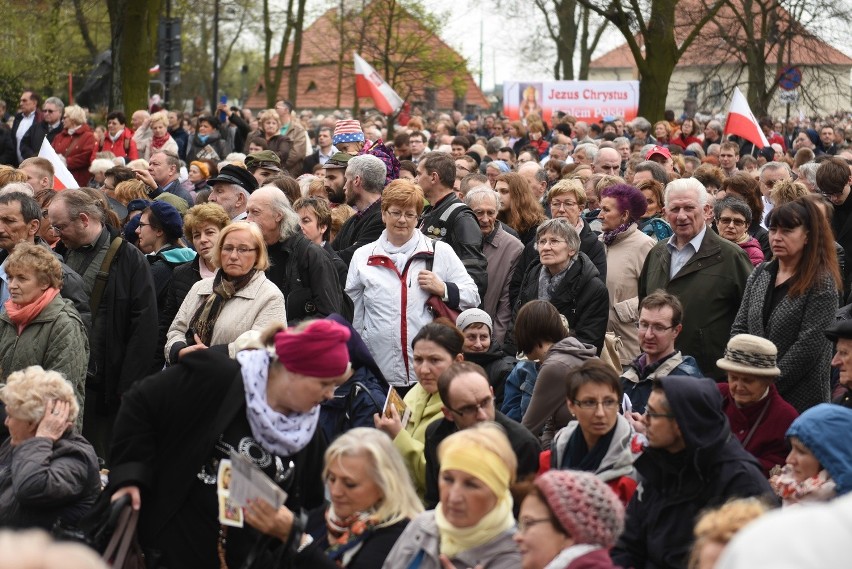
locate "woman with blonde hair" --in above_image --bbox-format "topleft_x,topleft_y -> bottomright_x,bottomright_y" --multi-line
770,179 -> 810,206
0,244 -> 88,423
689,498 -> 770,569
280,428 -> 422,567
133,111 -> 179,160
0,366 -> 100,529
245,109 -> 291,167
382,423 -> 521,569
114,179 -> 150,207
165,221 -> 286,363
50,105 -> 96,187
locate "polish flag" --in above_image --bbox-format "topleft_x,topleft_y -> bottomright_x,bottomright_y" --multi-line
724,87 -> 769,149
38,137 -> 77,190
354,53 -> 404,115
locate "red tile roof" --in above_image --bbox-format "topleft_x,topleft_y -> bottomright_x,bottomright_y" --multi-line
591,1 -> 852,69
245,2 -> 489,111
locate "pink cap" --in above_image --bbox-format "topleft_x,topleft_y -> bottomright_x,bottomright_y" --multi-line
275,320 -> 351,377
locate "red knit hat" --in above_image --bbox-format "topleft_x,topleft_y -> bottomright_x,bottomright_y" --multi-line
534,470 -> 625,548
274,320 -> 351,378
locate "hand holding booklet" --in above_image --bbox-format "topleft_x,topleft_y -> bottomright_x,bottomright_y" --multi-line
228,451 -> 288,510
383,386 -> 411,429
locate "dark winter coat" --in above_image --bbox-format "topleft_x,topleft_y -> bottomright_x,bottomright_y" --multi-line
266,233 -> 343,325
611,376 -> 773,569
418,192 -> 489,299
108,350 -> 326,568
186,130 -> 231,163
0,433 -> 100,529
331,199 -> 385,265
507,251 -> 609,356
161,255 -> 203,343
463,346 -> 517,407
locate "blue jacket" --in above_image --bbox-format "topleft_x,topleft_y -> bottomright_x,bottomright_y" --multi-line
500,360 -> 538,422
787,404 -> 852,496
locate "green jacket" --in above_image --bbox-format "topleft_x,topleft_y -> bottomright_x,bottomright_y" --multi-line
0,295 -> 89,428
393,383 -> 444,500
638,229 -> 752,379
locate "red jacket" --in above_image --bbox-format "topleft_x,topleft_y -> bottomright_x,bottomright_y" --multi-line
51,123 -> 97,187
718,383 -> 798,476
94,126 -> 138,162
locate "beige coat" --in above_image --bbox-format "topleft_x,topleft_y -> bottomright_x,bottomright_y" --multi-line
165,270 -> 287,364
602,224 -> 655,364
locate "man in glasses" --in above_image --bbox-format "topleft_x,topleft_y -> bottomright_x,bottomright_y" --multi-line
621,291 -> 702,415
42,97 -> 64,143
422,361 -> 540,509
757,161 -> 792,227
612,375 -> 772,569
817,157 -> 852,262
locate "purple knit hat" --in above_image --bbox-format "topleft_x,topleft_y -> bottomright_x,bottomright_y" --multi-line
534,470 -> 625,548
360,138 -> 400,186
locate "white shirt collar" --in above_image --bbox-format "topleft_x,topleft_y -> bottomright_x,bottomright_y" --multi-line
667,224 -> 706,252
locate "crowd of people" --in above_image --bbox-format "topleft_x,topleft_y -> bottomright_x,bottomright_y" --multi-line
1,89 -> 852,568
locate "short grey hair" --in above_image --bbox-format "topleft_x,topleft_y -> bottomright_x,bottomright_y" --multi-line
347,154 -> 387,193
574,142 -> 597,162
520,161 -> 548,183
707,120 -> 724,136
535,218 -> 581,253
486,137 -> 504,154
44,97 -> 64,112
257,185 -> 300,240
464,186 -> 500,210
665,177 -> 709,207
759,161 -> 792,179
713,196 -> 752,226
0,182 -> 34,197
797,162 -> 819,187
613,136 -> 630,148
632,117 -> 652,134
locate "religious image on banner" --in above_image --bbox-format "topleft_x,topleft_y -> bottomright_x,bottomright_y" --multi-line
504,80 -> 640,124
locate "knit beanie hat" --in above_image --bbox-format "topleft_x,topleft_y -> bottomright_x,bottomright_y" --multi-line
534,470 -> 625,548
190,160 -> 211,179
333,119 -> 365,146
275,320 -> 351,378
456,308 -> 493,335
147,200 -> 184,240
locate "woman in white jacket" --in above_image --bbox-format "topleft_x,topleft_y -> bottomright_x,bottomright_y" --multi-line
346,179 -> 480,387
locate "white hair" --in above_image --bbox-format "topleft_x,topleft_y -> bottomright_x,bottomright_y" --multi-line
464,185 -> 501,209
0,182 -> 34,197
759,161 -> 792,179
664,177 -> 709,207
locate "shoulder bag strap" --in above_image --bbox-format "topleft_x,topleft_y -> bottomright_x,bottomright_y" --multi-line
90,236 -> 123,316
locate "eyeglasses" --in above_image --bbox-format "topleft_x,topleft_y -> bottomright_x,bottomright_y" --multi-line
50,221 -> 73,233
636,322 -> 677,333
42,109 -> 57,114
536,238 -> 566,248
386,210 -> 418,221
716,216 -> 746,227
644,409 -> 676,420
446,395 -> 493,418
550,200 -> 578,210
456,165 -> 472,173
137,222 -> 151,228
221,245 -> 258,256
573,398 -> 619,410
517,517 -> 553,533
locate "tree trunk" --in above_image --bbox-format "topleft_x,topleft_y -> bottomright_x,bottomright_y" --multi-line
108,0 -> 162,111
264,0 -> 294,108
287,0 -> 307,104
555,0 -> 577,79
636,0 -> 678,120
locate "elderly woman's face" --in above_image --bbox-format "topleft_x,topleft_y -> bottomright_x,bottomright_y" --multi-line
598,196 -> 629,232
4,408 -> 37,446
151,121 -> 168,138
262,118 -> 280,137
439,468 -> 499,528
787,437 -> 821,483
381,203 -> 418,246
188,165 -> 205,183
537,230 -> 574,275
192,221 -> 222,266
219,229 -> 259,278
326,455 -> 383,520
550,193 -> 581,225
62,114 -> 78,130
727,371 -> 772,407
7,267 -> 49,306
717,207 -> 749,243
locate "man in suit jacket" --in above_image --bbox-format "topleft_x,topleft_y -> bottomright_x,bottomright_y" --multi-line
638,178 -> 752,380
11,90 -> 47,165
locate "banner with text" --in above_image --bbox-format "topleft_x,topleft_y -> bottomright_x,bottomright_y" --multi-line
503,80 -> 640,123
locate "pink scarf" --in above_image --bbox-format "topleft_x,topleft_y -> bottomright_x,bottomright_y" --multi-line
5,288 -> 61,334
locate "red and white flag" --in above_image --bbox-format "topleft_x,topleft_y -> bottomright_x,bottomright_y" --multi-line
724,87 -> 769,148
354,53 -> 404,116
38,137 -> 77,190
